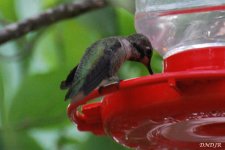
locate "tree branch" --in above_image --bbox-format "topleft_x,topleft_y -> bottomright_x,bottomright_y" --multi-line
0,0 -> 107,45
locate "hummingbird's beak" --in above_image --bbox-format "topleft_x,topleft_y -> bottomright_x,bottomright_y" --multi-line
141,56 -> 153,75
147,65 -> 153,75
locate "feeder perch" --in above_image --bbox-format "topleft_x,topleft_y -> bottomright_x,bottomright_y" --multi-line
67,1 -> 225,149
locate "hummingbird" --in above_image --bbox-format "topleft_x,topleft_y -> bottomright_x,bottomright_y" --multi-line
60,33 -> 153,102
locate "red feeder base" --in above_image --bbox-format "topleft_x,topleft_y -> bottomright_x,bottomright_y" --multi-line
67,47 -> 225,149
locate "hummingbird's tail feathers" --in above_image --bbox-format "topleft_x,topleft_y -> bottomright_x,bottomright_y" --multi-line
60,65 -> 78,90
60,81 -> 67,90
64,80 -> 81,101
64,87 -> 73,101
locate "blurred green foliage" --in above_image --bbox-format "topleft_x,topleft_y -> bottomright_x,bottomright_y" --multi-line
0,0 -> 162,150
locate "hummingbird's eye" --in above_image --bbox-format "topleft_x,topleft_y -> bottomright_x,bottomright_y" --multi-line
145,47 -> 152,57
146,46 -> 151,50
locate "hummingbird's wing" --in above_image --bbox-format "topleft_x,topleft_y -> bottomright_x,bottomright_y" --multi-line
65,52 -> 112,101
81,53 -> 112,94
60,65 -> 78,90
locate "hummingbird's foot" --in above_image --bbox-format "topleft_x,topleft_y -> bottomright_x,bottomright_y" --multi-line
99,76 -> 120,86
107,76 -> 120,83
98,77 -> 121,94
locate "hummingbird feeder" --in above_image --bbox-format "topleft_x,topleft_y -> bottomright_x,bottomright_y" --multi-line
68,1 -> 225,149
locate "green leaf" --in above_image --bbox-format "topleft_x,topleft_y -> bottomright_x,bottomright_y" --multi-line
108,0 -> 135,13
119,61 -> 149,79
77,7 -> 119,37
151,51 -> 163,73
0,67 -> 4,128
9,70 -> 68,129
42,0 -> 62,8
0,43 -> 24,114
80,135 -> 129,150
0,131 -> 42,150
116,8 -> 135,35
15,0 -> 42,20
0,84 -> 5,150
29,29 -> 60,74
0,132 -> 3,150
16,132 -> 42,150
55,20 -> 101,69
0,0 -> 16,21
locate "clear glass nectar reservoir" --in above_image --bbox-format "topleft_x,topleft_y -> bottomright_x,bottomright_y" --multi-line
135,0 -> 225,58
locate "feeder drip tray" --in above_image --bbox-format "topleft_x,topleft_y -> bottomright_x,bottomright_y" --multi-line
117,112 -> 225,149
